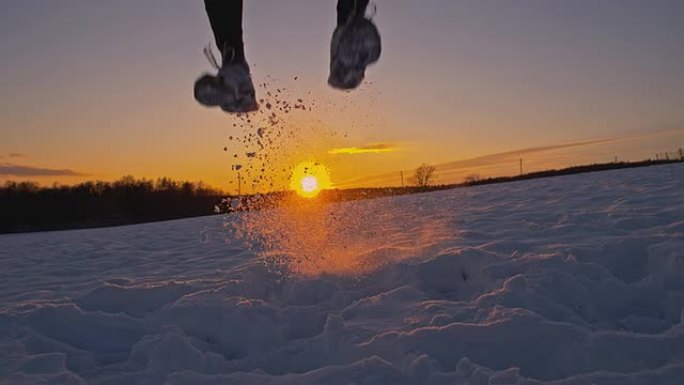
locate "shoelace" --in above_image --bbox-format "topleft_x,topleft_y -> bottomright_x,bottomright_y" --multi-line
367,2 -> 377,20
203,43 -> 236,71
203,43 -> 242,98
203,44 -> 220,71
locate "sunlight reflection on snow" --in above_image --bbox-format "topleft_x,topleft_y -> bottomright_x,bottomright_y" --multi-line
226,195 -> 455,277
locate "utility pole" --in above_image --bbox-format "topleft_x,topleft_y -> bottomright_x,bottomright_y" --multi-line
679,148 -> 683,160
400,171 -> 405,187
237,172 -> 242,196
519,158 -> 523,176
614,156 -> 618,163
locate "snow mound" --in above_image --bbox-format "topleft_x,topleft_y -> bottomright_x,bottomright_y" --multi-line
1,164 -> 683,384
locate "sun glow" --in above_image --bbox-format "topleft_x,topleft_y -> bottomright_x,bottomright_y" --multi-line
301,175 -> 319,193
290,161 -> 331,198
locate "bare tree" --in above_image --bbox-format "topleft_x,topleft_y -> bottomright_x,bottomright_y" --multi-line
410,164 -> 436,187
464,173 -> 481,184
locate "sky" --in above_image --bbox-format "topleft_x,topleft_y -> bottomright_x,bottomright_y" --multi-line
1,0 -> 683,192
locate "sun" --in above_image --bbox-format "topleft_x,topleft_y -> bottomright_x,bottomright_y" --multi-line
301,175 -> 319,193
290,161 -> 332,198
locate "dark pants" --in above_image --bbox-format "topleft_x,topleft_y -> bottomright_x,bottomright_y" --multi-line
204,0 -> 369,63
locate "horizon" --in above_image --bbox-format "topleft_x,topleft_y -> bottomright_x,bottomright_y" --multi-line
3,131 -> 681,194
2,0 -> 683,193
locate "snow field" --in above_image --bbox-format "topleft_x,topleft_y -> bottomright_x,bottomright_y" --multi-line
1,164 -> 683,384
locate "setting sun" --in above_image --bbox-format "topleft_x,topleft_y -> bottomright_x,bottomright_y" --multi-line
301,175 -> 319,193
290,161 -> 332,198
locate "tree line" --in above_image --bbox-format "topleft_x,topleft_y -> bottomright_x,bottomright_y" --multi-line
3,157 -> 680,234
0,176 -> 225,233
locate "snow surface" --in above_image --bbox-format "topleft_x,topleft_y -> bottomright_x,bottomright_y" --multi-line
1,164 -> 684,385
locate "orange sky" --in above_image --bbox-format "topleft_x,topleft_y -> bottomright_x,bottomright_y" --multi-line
1,1 -> 683,193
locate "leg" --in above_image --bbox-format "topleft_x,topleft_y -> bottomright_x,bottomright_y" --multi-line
204,0 -> 245,63
337,0 -> 370,25
329,0 -> 380,90
195,0 -> 257,113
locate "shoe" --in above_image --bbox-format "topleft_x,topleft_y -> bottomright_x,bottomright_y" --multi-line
194,74 -> 228,107
217,61 -> 258,113
328,17 -> 381,90
194,46 -> 258,113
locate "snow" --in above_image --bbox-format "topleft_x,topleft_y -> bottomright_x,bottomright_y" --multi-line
1,164 -> 683,385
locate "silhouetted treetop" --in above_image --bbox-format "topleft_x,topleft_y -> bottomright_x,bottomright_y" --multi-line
0,176 -> 225,233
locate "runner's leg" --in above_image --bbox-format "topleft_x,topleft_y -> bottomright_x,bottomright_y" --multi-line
204,0 -> 246,63
337,0 -> 370,25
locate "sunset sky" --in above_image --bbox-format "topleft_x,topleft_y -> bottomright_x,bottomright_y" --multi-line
1,0 -> 683,192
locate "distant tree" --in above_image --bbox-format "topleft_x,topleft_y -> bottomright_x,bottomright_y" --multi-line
3,181 -> 39,192
0,176 -> 227,233
464,173 -> 481,184
410,164 -> 436,187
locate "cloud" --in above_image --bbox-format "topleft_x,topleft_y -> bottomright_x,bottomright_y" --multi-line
363,128 -> 683,187
329,143 -> 398,155
0,163 -> 85,177
0,153 -> 28,160
334,136 -> 624,187
436,137 -> 619,173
